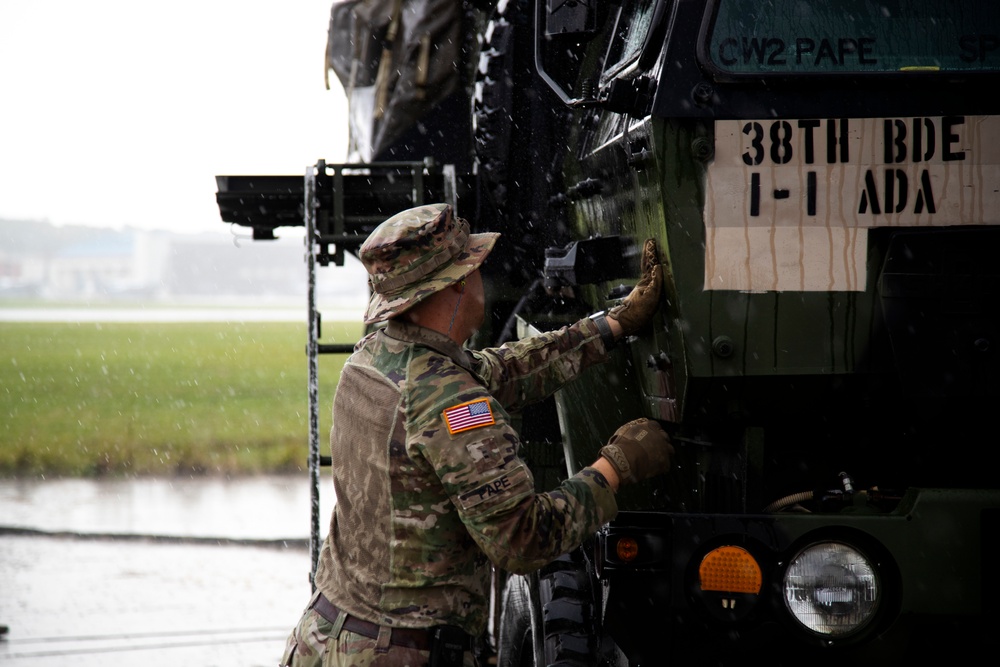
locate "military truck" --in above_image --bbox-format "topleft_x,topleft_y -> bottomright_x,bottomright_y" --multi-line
217,1 -> 1000,664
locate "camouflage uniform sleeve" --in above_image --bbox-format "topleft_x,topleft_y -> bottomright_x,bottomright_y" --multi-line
469,316 -> 609,412
462,459 -> 618,575
410,373 -> 617,575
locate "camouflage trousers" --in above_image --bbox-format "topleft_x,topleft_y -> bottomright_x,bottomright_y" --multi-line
280,594 -> 477,667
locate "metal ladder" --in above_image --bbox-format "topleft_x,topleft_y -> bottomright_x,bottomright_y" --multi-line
301,160 -> 458,586
218,158 -> 459,585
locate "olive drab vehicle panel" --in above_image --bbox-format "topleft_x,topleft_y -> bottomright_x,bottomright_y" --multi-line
217,1 -> 1000,665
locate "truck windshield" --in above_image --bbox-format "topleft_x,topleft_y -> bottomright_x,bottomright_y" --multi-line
708,0 -> 1000,74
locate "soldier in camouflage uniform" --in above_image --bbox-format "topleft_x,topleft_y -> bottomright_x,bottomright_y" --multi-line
281,203 -> 674,667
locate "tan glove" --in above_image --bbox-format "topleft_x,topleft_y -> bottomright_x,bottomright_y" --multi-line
599,418 -> 674,486
607,238 -> 662,335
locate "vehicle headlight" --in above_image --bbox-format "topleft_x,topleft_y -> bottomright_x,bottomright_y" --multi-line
782,541 -> 880,637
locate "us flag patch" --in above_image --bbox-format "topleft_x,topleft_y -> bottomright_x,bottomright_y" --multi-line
443,398 -> 495,434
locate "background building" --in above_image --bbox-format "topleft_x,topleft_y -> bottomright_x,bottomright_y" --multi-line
0,219 -> 367,308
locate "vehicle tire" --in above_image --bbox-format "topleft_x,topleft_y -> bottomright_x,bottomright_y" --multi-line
473,0 -> 571,285
496,550 -> 599,667
538,550 -> 598,667
496,573 -> 539,667
473,4 -> 516,218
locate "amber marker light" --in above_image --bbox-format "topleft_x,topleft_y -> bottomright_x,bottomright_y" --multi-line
699,545 -> 762,594
615,536 -> 639,563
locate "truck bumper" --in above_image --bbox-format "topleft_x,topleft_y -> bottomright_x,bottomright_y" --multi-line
596,488 -> 1000,663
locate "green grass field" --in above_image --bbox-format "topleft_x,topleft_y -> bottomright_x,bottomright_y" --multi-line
0,321 -> 363,477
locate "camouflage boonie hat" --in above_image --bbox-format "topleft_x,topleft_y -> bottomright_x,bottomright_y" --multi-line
360,203 -> 500,324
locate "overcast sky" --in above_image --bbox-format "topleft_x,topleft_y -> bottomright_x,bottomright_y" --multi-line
0,1 -> 348,236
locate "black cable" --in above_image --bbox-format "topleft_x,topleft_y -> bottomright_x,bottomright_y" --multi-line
0,525 -> 308,549
4,633 -> 288,659
8,626 -> 288,644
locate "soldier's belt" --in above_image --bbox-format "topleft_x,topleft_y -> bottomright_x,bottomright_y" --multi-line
312,593 -> 471,652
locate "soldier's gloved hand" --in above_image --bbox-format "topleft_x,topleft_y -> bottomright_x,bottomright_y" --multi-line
607,238 -> 662,336
599,418 -> 674,486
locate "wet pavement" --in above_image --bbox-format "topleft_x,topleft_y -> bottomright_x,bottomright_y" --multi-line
0,475 -> 335,666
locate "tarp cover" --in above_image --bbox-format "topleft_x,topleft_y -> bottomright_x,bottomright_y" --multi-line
326,0 -> 463,162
